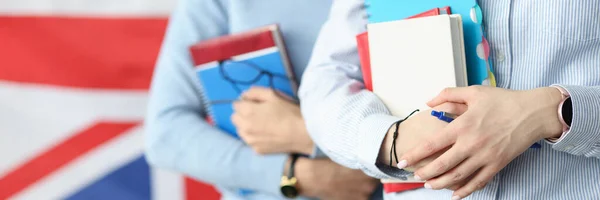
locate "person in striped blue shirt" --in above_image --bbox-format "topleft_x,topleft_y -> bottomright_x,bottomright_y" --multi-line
299,0 -> 600,199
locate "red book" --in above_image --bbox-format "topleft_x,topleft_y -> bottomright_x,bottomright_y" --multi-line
383,183 -> 424,194
357,6 -> 451,92
356,32 -> 372,90
356,7 -> 451,194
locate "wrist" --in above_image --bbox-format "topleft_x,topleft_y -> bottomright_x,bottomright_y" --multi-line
290,117 -> 314,155
379,122 -> 399,167
535,87 -> 564,139
281,155 -> 311,198
291,157 -> 315,197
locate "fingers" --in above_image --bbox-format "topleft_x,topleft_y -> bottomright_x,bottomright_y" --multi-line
414,145 -> 469,182
241,86 -> 275,102
435,102 -> 468,116
231,113 -> 242,127
231,113 -> 250,138
422,157 -> 480,189
398,123 -> 460,169
427,86 -> 479,107
232,100 -> 255,117
446,178 -> 469,191
452,165 -> 497,200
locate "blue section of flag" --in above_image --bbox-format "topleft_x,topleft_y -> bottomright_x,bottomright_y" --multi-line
65,156 -> 151,200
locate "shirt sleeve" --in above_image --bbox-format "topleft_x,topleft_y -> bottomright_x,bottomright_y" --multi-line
547,85 -> 600,159
144,0 -> 287,196
298,0 -> 402,179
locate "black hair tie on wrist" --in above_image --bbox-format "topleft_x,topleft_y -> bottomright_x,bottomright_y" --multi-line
390,109 -> 420,167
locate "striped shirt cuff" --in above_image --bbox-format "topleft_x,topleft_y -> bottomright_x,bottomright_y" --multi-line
357,113 -> 402,178
549,85 -> 600,157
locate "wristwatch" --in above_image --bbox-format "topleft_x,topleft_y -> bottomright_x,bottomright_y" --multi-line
550,86 -> 572,141
280,154 -> 305,198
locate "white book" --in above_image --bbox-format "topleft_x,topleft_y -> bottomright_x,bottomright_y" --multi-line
367,14 -> 468,119
368,14 -> 467,183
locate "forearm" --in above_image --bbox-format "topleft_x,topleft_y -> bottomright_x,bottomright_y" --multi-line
547,85 -> 600,159
145,109 -> 287,193
299,0 -> 401,179
145,55 -> 288,195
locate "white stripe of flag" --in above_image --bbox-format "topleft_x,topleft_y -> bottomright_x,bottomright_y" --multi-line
0,0 -> 175,16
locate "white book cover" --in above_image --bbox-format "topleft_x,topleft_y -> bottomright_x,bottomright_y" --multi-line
367,14 -> 467,119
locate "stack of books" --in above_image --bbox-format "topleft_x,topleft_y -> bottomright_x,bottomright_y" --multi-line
357,0 -> 497,193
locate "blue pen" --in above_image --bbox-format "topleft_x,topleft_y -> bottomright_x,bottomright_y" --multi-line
431,110 -> 541,149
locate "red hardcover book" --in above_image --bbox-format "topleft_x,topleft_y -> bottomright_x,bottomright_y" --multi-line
356,32 -> 372,90
356,7 -> 451,194
357,6 -> 450,92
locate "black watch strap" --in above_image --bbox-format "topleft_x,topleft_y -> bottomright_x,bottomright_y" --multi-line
287,154 -> 307,179
287,154 -> 300,179
281,154 -> 308,198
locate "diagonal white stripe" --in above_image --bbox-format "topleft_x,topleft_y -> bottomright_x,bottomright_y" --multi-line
0,0 -> 175,16
9,125 -> 145,200
0,81 -> 147,179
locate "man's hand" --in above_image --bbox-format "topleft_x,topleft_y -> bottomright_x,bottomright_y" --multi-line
232,87 -> 313,155
399,86 -> 564,199
381,102 -> 468,171
294,158 -> 378,200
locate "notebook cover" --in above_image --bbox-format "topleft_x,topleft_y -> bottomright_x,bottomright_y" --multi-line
190,25 -> 297,138
369,14 -> 467,119
366,0 -> 496,86
357,7 -> 449,91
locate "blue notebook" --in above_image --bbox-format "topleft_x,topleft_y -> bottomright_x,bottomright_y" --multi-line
366,0 -> 496,86
190,25 -> 297,139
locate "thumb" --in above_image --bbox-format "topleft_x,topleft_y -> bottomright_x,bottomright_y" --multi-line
241,86 -> 275,102
427,87 -> 472,107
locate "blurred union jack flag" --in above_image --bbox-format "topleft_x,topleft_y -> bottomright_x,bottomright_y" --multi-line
0,0 -> 219,199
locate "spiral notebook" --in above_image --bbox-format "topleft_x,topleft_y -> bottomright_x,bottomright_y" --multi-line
190,24 -> 297,139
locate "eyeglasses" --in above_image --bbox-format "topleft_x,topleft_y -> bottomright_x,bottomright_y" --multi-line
208,59 -> 294,105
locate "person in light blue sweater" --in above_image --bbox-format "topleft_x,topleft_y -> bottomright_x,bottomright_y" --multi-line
144,0 -> 381,199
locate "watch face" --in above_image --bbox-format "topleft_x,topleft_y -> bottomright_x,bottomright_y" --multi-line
280,185 -> 298,198
562,97 -> 573,126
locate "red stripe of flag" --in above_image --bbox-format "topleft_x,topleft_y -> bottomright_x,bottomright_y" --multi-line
0,15 -> 221,199
185,177 -> 221,200
0,16 -> 166,89
0,122 -> 139,199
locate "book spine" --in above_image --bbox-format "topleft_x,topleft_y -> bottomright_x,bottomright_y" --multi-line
270,25 -> 299,97
194,69 -> 218,126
